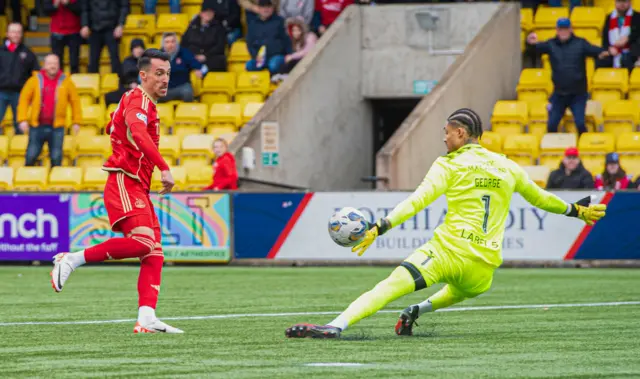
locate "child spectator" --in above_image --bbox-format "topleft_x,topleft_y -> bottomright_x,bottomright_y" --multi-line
281,17 -> 317,74
279,0 -> 314,26
313,0 -> 354,35
204,138 -> 239,190
160,32 -> 208,103
246,0 -> 291,75
595,152 -> 633,190
546,147 -> 595,189
105,39 -> 145,106
181,3 -> 227,73
44,0 -> 82,74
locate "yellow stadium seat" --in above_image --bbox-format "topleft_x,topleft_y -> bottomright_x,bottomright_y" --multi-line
619,155 -> 640,178
106,103 -> 118,125
521,165 -> 551,187
159,135 -> 181,164
593,0 -> 615,12
479,131 -> 503,153
534,7 -> 569,29
185,164 -> 214,191
228,62 -> 247,74
49,167 -> 83,191
155,14 -> 189,39
173,103 -> 208,138
229,40 -> 251,63
517,69 -> 552,104
573,28 -> 599,41
570,7 -> 605,33
0,135 -> 8,163
235,93 -> 265,110
71,74 -> 100,99
490,101 -> 528,137
527,101 -> 549,137
181,133 -> 214,158
0,167 -> 14,190
75,135 -> 110,169
151,166 -> 187,191
201,72 -> 236,105
562,100 -> 602,133
14,167 -> 48,191
237,71 -> 271,97
191,70 -> 202,98
79,95 -> 95,107
124,14 -> 156,40
578,132 -> 615,175
616,132 -> 640,153
243,102 -> 264,124
521,8 -> 534,32
591,90 -> 622,108
629,68 -> 640,100
536,29 -> 557,44
101,73 -> 119,95
8,135 -> 28,169
208,103 -> 242,131
504,134 -> 540,166
81,104 -> 106,134
603,100 -> 639,136
540,133 -> 577,170
83,167 -> 109,190
592,68 -> 629,97
156,103 -> 175,135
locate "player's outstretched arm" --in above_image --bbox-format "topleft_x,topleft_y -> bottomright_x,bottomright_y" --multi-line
352,159 -> 450,256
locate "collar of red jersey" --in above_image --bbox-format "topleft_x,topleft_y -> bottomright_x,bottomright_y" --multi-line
138,87 -> 158,105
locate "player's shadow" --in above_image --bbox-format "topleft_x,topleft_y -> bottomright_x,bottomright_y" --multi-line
340,324 -> 439,341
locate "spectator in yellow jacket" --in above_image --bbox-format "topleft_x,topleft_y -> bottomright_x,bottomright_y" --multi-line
18,54 -> 82,167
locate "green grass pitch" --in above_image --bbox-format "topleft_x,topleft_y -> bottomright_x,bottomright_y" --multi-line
1,266 -> 639,378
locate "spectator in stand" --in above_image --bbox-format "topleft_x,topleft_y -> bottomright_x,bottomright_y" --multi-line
239,0 -> 280,25
313,0 -> 354,35
595,152 -> 633,190
0,22 -> 39,135
280,0 -> 314,26
44,0 -> 82,74
181,3 -> 227,73
160,32 -> 207,103
204,138 -> 239,190
145,0 -> 180,14
18,54 -> 81,167
527,19 -> 611,136
598,0 -> 640,70
280,16 -> 316,74
202,0 -> 242,46
0,0 -> 21,27
80,0 -> 128,75
546,147 -> 595,189
549,0 -> 580,10
246,0 -> 290,75
105,39 -> 145,106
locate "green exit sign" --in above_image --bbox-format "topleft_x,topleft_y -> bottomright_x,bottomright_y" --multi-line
262,152 -> 279,167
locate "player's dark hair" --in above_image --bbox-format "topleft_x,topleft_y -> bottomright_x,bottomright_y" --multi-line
137,49 -> 170,71
447,108 -> 483,139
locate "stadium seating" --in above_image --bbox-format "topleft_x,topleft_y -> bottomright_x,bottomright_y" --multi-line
479,131 -> 503,153
540,133 -> 577,170
228,41 -> 251,73
563,100 -> 603,133
503,134 -> 540,166
208,103 -> 242,131
516,69 -> 552,104
101,73 -> 119,95
75,135 -> 110,169
528,101 -> 548,137
174,103 -> 208,138
159,135 -> 181,164
49,167 -> 83,191
236,71 -> 270,107
243,102 -> 264,124
490,101 -> 528,137
603,100 -> 639,136
180,134 -> 214,169
155,14 -> 189,39
151,165 -> 187,191
82,167 -> 109,191
185,164 -> 214,190
629,68 -> 640,100
534,7 -> 569,30
71,74 -> 100,100
80,104 -> 106,135
14,167 -> 48,191
201,72 -> 236,105
0,135 -> 8,164
570,7 -> 605,33
156,103 -> 175,135
616,132 -> 640,177
578,132 -> 615,175
522,165 -> 551,187
591,68 -> 629,106
521,8 -> 534,32
123,14 -> 155,40
0,166 -> 13,190
8,135 -> 28,169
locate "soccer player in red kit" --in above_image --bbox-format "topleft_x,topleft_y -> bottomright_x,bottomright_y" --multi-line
50,49 -> 183,334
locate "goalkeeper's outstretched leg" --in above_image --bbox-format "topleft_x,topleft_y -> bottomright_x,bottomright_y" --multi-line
395,284 -> 467,336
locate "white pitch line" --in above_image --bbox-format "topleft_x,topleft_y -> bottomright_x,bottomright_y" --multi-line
0,301 -> 638,327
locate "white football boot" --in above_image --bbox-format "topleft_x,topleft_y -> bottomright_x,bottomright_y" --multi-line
50,253 -> 75,293
134,319 -> 184,334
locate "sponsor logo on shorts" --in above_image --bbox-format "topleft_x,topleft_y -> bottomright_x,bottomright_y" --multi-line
136,113 -> 148,124
135,198 -> 146,209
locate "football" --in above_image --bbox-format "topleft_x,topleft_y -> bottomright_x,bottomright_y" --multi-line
328,207 -> 369,247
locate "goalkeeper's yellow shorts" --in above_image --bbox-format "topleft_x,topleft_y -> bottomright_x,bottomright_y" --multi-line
401,241 -> 495,298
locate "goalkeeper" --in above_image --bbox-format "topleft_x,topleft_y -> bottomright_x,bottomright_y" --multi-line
285,108 -> 607,339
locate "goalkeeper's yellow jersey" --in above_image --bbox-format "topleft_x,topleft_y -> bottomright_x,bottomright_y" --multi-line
386,144 -> 571,267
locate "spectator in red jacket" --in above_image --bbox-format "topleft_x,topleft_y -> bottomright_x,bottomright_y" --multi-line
313,0 -> 354,35
595,152 -> 633,190
44,0 -> 82,74
204,138 -> 239,190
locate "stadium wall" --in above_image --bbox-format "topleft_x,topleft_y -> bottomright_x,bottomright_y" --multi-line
376,3 -> 521,190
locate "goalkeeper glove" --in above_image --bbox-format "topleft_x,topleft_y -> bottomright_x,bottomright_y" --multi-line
566,196 -> 607,226
351,218 -> 391,256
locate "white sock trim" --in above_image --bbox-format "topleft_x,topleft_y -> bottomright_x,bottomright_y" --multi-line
417,299 -> 433,316
327,315 -> 349,331
138,306 -> 156,324
67,251 -> 86,269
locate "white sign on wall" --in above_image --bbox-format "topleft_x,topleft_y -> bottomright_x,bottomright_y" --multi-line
261,121 -> 279,167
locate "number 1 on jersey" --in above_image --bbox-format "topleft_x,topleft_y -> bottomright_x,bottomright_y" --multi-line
481,195 -> 491,233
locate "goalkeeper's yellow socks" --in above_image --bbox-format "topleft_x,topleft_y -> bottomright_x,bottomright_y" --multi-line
327,266 -> 415,331
414,285 -> 466,316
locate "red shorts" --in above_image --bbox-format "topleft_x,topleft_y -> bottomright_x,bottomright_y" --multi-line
104,171 -> 161,241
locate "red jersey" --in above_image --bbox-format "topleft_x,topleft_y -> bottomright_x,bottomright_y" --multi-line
315,0 -> 353,26
103,87 -> 169,192
594,174 -> 632,191
204,152 -> 238,190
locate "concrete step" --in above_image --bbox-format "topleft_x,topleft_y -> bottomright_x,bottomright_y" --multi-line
24,31 -> 50,48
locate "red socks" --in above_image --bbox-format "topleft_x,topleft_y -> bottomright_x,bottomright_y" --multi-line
84,234 -> 154,262
138,249 -> 164,308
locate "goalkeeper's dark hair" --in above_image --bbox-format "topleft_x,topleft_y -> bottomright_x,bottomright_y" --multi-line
447,108 -> 483,139
138,49 -> 170,71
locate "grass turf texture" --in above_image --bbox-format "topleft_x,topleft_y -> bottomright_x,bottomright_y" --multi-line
0,267 -> 639,378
